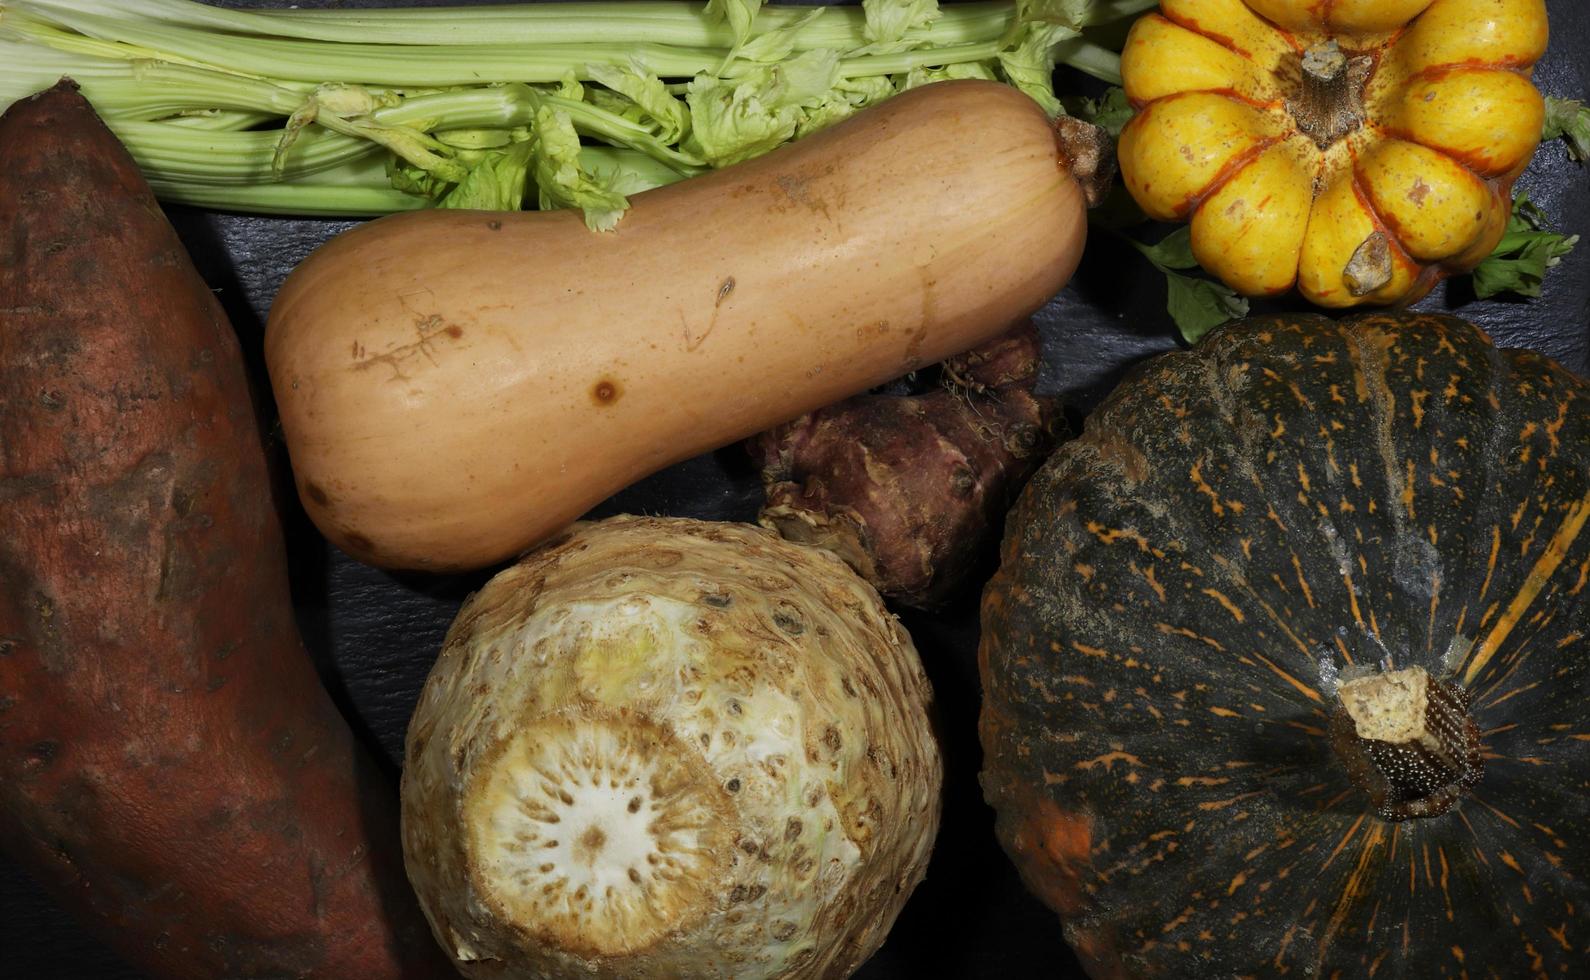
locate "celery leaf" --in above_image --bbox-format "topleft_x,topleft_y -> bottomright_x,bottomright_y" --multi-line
684,78 -> 802,168
861,0 -> 942,45
705,0 -> 764,44
1542,96 -> 1590,163
586,60 -> 690,143
529,105 -> 629,231
1471,192 -> 1578,299
439,138 -> 535,211
900,61 -> 998,91
795,75 -> 897,137
685,50 -> 840,166
998,21 -> 1078,116
735,7 -> 826,64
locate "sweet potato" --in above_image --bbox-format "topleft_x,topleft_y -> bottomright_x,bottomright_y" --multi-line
0,82 -> 449,978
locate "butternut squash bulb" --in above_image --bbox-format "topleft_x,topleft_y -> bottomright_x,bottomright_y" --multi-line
1118,0 -> 1548,307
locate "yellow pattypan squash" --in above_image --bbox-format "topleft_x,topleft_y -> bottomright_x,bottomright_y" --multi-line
1118,0 -> 1548,307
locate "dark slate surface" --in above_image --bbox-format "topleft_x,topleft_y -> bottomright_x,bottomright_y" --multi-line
3,1 -> 1589,977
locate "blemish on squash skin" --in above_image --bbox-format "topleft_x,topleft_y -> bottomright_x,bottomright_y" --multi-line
592,379 -> 622,405
304,483 -> 331,507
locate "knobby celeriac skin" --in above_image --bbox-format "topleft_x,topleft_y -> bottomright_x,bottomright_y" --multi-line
1118,0 -> 1548,307
980,312 -> 1588,977
401,516 -> 943,980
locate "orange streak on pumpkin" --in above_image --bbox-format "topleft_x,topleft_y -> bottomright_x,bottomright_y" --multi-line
1472,795 -> 1524,831
1476,527 -> 1503,605
1249,649 -> 1324,704
1322,813 -> 1369,873
1463,491 -> 1590,686
1292,553 -> 1318,608
1341,568 -> 1367,630
1546,923 -> 1571,952
1402,459 -> 1418,520
1197,791 -> 1264,811
1484,679 -> 1542,709
1570,554 -> 1590,596
1134,562 -> 1168,603
1438,847 -> 1454,923
1073,641 -> 1112,660
1426,573 -> 1442,654
1201,588 -> 1246,622
1316,822 -> 1386,973
1074,748 -> 1143,771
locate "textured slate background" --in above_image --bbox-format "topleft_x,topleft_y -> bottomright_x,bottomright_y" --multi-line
3,1 -> 1588,977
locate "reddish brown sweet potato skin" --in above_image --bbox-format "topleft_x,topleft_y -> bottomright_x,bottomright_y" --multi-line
0,83 -> 450,978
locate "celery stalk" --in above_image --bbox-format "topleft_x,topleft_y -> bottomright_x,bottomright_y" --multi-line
0,0 -> 1155,220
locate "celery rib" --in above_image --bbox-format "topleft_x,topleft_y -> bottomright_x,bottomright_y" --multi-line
0,0 -> 1149,218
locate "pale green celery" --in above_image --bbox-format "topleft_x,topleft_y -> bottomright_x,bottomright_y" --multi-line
582,145 -> 687,196
157,110 -> 278,131
149,177 -> 427,216
156,0 -> 1015,51
1,0 -> 1151,220
10,62 -> 306,121
110,119 -> 378,183
12,3 -> 733,87
1050,37 -> 1125,85
361,86 -> 708,175
541,93 -> 708,172
142,137 -> 673,218
837,40 -> 1003,77
221,0 -> 1144,46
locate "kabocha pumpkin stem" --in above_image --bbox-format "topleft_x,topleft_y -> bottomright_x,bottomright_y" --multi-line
1328,666 -> 1484,821
1288,40 -> 1373,150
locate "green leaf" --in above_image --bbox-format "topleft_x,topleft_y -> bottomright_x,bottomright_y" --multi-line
585,59 -> 690,143
1470,192 -> 1578,299
1070,85 -> 1133,138
438,137 -> 535,210
735,7 -> 826,64
1165,270 -> 1248,344
683,76 -> 801,168
1542,96 -> 1590,163
1128,225 -> 1199,270
684,50 -> 841,166
1012,0 -> 1097,31
1125,227 -> 1247,343
795,74 -> 897,138
899,60 -> 998,91
705,0 -> 764,49
997,20 -> 1078,116
528,105 -> 629,231
861,0 -> 941,45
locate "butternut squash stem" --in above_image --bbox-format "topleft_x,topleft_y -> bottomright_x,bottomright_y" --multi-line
1328,666 -> 1484,821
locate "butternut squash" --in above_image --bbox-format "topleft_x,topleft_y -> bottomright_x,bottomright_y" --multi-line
265,79 -> 1088,572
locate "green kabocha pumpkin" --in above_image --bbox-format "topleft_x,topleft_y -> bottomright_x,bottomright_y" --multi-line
980,312 -> 1588,977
